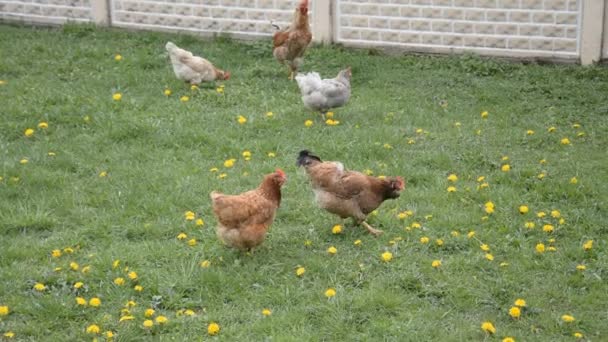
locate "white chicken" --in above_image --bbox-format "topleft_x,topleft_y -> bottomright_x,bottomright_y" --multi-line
295,68 -> 352,118
165,41 -> 230,85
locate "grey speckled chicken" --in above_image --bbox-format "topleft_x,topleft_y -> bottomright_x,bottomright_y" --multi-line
295,68 -> 352,119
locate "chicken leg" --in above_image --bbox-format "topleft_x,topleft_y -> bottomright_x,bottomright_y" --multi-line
361,221 -> 384,237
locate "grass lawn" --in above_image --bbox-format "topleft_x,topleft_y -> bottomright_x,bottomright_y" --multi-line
0,23 -> 607,341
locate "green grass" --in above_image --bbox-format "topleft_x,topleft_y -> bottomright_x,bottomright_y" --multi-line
1,23 -> 607,341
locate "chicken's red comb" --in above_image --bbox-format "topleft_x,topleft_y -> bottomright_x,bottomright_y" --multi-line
396,176 -> 405,190
275,168 -> 286,178
299,0 -> 309,8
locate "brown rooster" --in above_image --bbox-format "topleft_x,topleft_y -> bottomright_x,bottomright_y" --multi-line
210,169 -> 286,251
272,0 -> 312,80
297,151 -> 405,236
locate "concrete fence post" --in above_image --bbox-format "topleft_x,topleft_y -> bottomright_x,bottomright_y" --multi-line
312,0 -> 333,44
91,0 -> 110,26
579,0 -> 605,65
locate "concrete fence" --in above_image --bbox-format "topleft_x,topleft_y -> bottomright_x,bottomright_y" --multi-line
0,0 -> 606,64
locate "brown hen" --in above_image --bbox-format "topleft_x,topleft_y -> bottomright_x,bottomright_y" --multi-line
272,0 -> 312,80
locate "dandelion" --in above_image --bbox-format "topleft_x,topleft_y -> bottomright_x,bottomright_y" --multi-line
325,119 -> 340,126
112,260 -> 120,269
3,332 -> 14,339
242,150 -> 251,160
180,96 -> 189,102
114,54 -> 122,61
451,231 -> 460,237
383,143 -> 392,149
99,171 -> 108,178
208,322 -> 220,335
190,85 -> 199,91
262,308 -> 272,316
525,221 -> 535,229
481,111 -> 489,119
187,239 -> 197,246
143,320 -> 154,328
0,306 -> 10,316
326,112 -> 334,119
196,219 -> 204,226
24,128 -> 35,137
548,246 -> 557,252
144,308 -> 155,318
526,130 -> 535,135
69,262 -> 79,271
86,324 -> 100,334
485,253 -> 494,261
325,288 -> 336,298
548,126 -> 556,133
577,132 -> 585,137
185,210 -> 196,220
327,246 -> 337,255
296,267 -> 306,277
503,337 -> 515,342
536,243 -> 546,253
134,285 -> 143,292
155,316 -> 168,324
542,224 -> 554,233
509,306 -> 521,319
76,297 -> 87,306
354,239 -> 362,246
237,115 -> 247,124
436,239 -> 444,246
432,260 -> 441,268
88,297 -> 101,307
128,271 -> 138,280
216,86 -> 224,94
381,251 -> 393,262
501,164 -> 511,172
184,309 -> 195,316
519,205 -> 529,214
19,158 -> 28,165
304,120 -> 313,127
125,300 -> 136,308
570,177 -> 578,184
407,138 -> 415,144
467,231 -> 476,238
550,210 -> 561,218
583,240 -> 593,251
218,173 -> 227,179
177,233 -> 188,240
480,244 -> 490,252
34,283 -> 46,291
420,237 -> 430,244
38,121 -> 48,129
51,249 -> 62,258
484,201 -> 495,214
481,321 -> 496,334
119,315 -> 135,322
164,89 -> 172,96
332,224 -> 342,234
267,152 -> 276,158
447,186 -> 456,193
561,314 -> 575,323
112,93 -> 122,101
576,264 -> 586,271
574,332 -> 584,339
447,174 -> 458,182
223,159 -> 236,168
514,299 -> 526,307
560,138 -> 571,145
114,277 -> 125,286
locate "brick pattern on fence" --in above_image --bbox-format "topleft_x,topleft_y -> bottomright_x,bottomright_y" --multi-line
0,0 -> 92,24
111,0 -> 312,38
337,0 -> 580,57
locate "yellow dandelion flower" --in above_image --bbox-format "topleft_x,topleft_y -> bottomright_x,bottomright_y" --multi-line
89,297 -> 101,307
560,137 -> 571,145
514,299 -> 526,307
501,164 -> 511,172
177,233 -> 187,240
194,218 -> 204,227
3,332 -> 14,339
485,253 -> 494,261
38,122 -> 48,129
128,271 -> 137,280
354,239 -> 362,246
114,54 -> 122,61
184,309 -> 195,316
536,243 -> 546,253
76,297 -> 87,306
525,221 -> 535,229
262,308 -> 272,316
216,87 -> 224,94
267,152 -> 276,158
19,158 -> 29,165
431,260 -> 442,268
325,119 -> 340,126
481,321 -> 496,334
576,264 -> 586,271
480,111 -> 489,119
296,267 -> 306,277
81,265 -> 90,274
190,85 -> 199,91
381,251 -> 393,262
435,239 -> 444,246
0,306 -> 9,316
134,285 -> 143,292
526,130 -> 535,135
420,236 -> 430,244
583,240 -> 593,251
155,315 -> 168,324
537,211 -> 546,218
304,120 -> 313,127
447,174 -> 458,182
119,315 -> 134,322
114,277 -> 125,286
509,306 -> 521,319
164,89 -> 172,96
570,177 -> 578,184
237,115 -> 247,124
447,186 -> 456,193
407,138 -> 416,144
185,210 -> 196,220
542,224 -> 554,233
86,324 -> 100,334
327,246 -> 337,255
144,308 -> 155,318
467,231 -> 476,238
519,205 -> 529,214
383,143 -> 392,149
326,112 -> 334,118
223,159 -> 236,168
503,337 -> 515,342
180,96 -> 189,102
33,283 -> 46,291
451,231 -> 460,237
208,322 -> 220,335
331,224 -> 342,234
51,249 -> 62,258
99,171 -> 108,178
24,128 -> 35,137
69,262 -> 79,271
480,244 -> 490,252
187,238 -> 197,246
143,320 -> 154,328
574,332 -> 583,339
548,246 -> 557,252
561,314 -> 575,323
548,126 -> 556,132
112,93 -> 122,101
551,210 -> 561,218
112,260 -> 120,269
324,288 -> 336,298
125,300 -> 136,308
197,260 -> 210,269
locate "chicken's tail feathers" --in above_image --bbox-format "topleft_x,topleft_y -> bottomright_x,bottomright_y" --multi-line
165,41 -> 178,52
296,150 -> 322,167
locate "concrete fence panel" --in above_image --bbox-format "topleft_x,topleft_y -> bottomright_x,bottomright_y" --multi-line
0,0 -> 93,25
